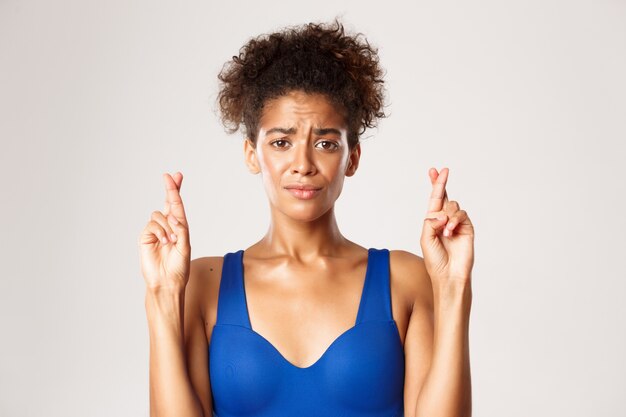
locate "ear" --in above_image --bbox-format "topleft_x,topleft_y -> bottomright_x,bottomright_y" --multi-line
244,137 -> 261,174
345,142 -> 361,177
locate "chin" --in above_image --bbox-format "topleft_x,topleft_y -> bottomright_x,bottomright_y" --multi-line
275,199 -> 332,222
284,206 -> 327,222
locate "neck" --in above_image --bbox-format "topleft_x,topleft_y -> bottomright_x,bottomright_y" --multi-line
258,205 -> 348,260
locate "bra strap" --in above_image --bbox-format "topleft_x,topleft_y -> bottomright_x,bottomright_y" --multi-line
355,248 -> 393,324
215,250 -> 252,328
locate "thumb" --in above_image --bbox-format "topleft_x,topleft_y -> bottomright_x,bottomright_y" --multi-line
167,214 -> 191,254
421,213 -> 448,244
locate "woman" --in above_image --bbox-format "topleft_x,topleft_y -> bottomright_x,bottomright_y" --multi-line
139,19 -> 474,417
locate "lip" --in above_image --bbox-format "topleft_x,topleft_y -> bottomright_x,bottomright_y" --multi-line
283,184 -> 322,200
284,184 -> 322,190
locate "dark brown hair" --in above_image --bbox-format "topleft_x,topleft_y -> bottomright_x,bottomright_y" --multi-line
216,18 -> 387,150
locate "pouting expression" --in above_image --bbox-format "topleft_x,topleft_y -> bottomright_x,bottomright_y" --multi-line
244,90 -> 361,222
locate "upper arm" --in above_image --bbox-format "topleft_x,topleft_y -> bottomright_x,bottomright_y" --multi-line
390,250 -> 434,417
183,257 -> 214,417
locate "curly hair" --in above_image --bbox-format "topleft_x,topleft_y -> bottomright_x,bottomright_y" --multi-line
215,18 -> 387,150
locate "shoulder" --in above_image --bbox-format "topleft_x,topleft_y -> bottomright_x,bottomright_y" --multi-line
185,256 -> 226,320
189,255 -> 225,279
388,249 -> 434,313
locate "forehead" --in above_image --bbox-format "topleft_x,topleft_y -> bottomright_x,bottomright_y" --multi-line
259,91 -> 347,130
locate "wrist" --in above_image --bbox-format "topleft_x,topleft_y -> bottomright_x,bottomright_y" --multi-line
145,288 -> 185,322
432,275 -> 471,293
146,283 -> 186,297
433,279 -> 472,310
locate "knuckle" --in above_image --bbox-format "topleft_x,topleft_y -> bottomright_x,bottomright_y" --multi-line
148,220 -> 164,232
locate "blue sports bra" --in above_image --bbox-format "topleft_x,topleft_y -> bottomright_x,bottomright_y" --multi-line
209,248 -> 405,416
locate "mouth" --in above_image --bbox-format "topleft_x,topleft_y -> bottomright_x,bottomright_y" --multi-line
283,186 -> 322,200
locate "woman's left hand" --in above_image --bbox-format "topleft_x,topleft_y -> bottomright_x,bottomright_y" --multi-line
420,167 -> 475,288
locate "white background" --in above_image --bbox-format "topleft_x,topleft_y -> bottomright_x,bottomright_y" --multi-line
1,0 -> 625,416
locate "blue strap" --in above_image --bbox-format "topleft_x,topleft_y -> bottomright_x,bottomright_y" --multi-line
216,248 -> 392,327
215,250 -> 252,328
355,248 -> 393,324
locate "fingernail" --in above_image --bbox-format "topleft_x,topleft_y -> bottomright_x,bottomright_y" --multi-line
169,215 -> 179,225
443,229 -> 450,237
447,222 -> 455,230
170,233 -> 177,241
161,235 -> 168,244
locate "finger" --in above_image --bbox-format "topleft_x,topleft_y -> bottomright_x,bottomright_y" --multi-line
426,167 -> 449,214
443,209 -> 467,237
441,200 -> 459,236
424,201 -> 455,222
163,172 -> 183,216
171,171 -> 183,195
167,210 -> 190,249
151,211 -> 178,243
428,168 -> 449,206
421,212 -> 448,244
435,168 -> 449,204
444,199 -> 459,214
145,220 -> 172,245
163,172 -> 187,224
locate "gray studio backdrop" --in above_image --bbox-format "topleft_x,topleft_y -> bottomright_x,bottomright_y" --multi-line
1,0 -> 624,416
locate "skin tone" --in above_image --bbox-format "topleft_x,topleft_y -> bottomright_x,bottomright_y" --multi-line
241,89 -> 361,258
139,89 -> 474,417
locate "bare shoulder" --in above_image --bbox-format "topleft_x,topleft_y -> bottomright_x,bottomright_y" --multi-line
189,256 -> 225,281
186,256 -> 226,327
388,249 -> 434,313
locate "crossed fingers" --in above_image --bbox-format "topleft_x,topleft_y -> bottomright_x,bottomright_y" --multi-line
163,172 -> 186,224
426,167 -> 449,215
426,167 -> 468,237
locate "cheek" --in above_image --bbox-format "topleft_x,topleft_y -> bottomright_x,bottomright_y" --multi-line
323,156 -> 349,181
257,154 -> 288,196
258,154 -> 288,178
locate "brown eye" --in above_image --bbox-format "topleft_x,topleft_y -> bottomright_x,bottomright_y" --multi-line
316,140 -> 339,150
270,139 -> 289,148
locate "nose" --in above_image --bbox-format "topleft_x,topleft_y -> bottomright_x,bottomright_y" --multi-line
290,143 -> 316,176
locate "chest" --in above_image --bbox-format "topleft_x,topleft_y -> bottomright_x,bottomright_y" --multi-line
209,319 -> 405,416
203,253 -> 410,368
203,248 -> 409,415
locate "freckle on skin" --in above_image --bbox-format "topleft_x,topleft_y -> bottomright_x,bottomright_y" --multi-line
210,268 -> 213,271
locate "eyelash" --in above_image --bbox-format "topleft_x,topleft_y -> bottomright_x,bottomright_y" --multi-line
270,139 -> 339,151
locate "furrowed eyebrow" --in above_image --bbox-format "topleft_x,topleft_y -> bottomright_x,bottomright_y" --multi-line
265,127 -> 297,136
313,127 -> 342,136
264,127 -> 342,136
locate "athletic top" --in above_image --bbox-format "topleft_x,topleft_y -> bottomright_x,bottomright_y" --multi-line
209,248 -> 405,417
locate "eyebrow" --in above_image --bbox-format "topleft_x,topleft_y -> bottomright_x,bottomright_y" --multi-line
264,127 -> 343,136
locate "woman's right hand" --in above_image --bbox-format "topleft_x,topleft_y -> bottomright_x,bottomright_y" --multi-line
138,172 -> 191,292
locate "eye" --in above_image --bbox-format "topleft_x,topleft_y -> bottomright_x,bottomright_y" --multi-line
316,140 -> 339,151
270,139 -> 290,149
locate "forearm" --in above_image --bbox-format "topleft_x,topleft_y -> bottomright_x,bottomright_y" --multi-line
415,281 -> 472,417
146,289 -> 204,417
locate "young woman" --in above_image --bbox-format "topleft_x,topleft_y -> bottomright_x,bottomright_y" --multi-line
139,19 -> 474,417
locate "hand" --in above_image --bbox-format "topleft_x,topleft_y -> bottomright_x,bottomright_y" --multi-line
138,172 -> 191,292
420,167 -> 475,287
